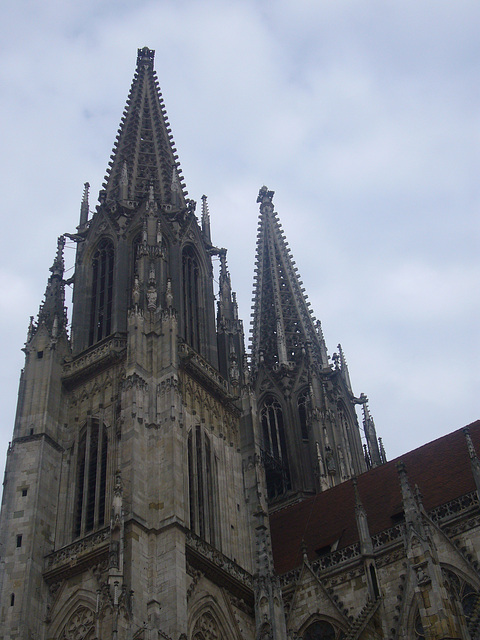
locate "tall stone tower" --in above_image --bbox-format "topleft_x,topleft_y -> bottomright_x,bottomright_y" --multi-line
250,186 -> 381,508
0,48 -> 380,640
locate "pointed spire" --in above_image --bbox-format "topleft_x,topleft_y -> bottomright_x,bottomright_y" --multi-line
217,250 -> 235,324
463,427 -> 480,502
201,195 -> 211,243
362,402 -> 382,468
353,478 -> 373,556
397,461 -> 423,530
101,47 -> 187,206
251,186 -> 328,372
37,236 -> 67,337
378,437 -> 387,464
79,182 -> 90,229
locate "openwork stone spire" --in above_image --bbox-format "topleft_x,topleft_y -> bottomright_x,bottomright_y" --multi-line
250,186 -> 327,372
100,46 -> 187,206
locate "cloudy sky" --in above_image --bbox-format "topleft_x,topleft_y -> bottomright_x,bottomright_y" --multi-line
0,0 -> 479,480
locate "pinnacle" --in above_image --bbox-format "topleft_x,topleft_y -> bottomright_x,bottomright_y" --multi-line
34,236 -> 67,339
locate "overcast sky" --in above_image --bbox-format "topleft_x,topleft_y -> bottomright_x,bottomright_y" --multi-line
0,1 -> 479,481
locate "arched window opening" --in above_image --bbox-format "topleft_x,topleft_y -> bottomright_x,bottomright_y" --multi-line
188,426 -> 217,545
298,389 -> 309,440
89,239 -> 114,346
74,419 -> 108,538
182,246 -> 201,353
260,396 -> 291,501
192,611 -> 225,640
443,567 -> 480,624
303,620 -> 340,640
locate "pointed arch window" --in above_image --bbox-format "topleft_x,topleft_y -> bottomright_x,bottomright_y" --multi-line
260,396 -> 290,500
303,620 -> 342,640
89,239 -> 114,346
188,426 -> 217,545
74,419 -> 108,538
182,246 -> 201,353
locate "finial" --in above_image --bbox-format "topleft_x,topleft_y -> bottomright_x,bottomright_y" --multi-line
79,182 -> 90,228
26,316 -> 35,343
363,402 -> 382,468
337,344 -> 346,368
201,195 -> 211,243
37,237 -> 67,337
378,437 -> 387,463
332,352 -> 340,369
50,236 -> 65,279
136,47 -> 155,69
257,185 -> 275,211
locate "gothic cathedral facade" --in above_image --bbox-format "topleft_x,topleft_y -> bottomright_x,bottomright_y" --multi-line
1,48 -> 479,640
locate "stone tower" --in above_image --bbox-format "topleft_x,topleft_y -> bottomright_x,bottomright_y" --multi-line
0,47 -> 263,640
250,186 -> 380,508
0,48 -> 379,640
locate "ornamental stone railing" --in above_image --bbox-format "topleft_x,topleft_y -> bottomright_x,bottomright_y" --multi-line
185,531 -> 253,590
63,336 -> 127,378
429,490 -> 478,523
45,527 -> 110,572
312,542 -> 361,571
371,524 -> 403,549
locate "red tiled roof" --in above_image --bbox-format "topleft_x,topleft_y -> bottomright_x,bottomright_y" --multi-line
270,420 -> 480,575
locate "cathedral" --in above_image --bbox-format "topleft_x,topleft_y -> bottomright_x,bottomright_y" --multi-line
0,46 -> 479,640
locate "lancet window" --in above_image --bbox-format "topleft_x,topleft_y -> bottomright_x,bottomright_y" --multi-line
74,419 -> 108,538
188,426 -> 217,545
182,246 -> 201,353
260,396 -> 291,500
88,238 -> 114,346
